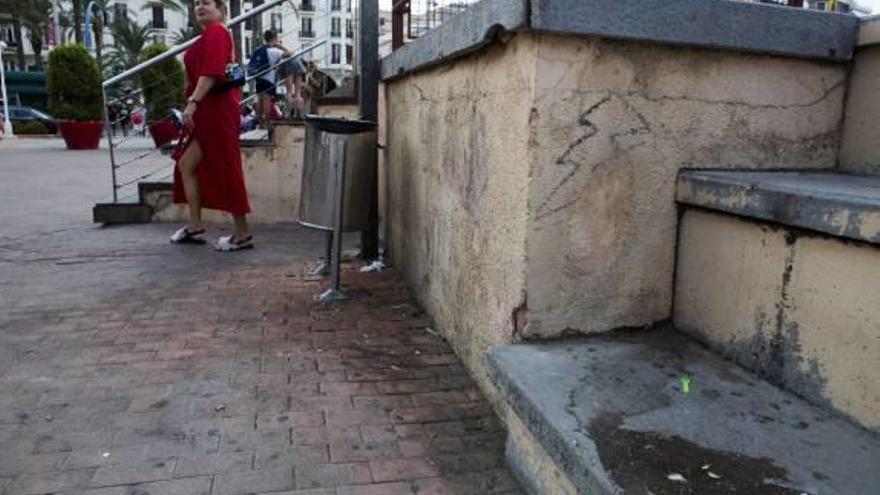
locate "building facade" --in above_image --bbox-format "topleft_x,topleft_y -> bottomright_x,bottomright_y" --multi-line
1,0 -> 357,82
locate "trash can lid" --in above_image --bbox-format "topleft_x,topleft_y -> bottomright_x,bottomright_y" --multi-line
304,115 -> 377,134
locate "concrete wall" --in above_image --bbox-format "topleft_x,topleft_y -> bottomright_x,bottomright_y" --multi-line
674,209 -> 880,431
524,34 -> 847,338
384,36 -> 536,392
840,18 -> 880,176
384,31 -> 848,388
152,124 -> 305,224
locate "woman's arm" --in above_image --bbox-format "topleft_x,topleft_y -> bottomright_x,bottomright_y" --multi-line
182,76 -> 217,130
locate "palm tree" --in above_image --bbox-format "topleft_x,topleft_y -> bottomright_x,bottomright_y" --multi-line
108,16 -> 153,72
72,0 -> 84,43
86,0 -> 113,71
22,0 -> 53,69
171,26 -> 199,45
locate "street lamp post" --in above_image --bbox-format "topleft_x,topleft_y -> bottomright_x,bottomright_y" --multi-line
0,41 -> 15,138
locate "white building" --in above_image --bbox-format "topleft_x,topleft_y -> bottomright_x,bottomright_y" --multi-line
1,0 -> 357,81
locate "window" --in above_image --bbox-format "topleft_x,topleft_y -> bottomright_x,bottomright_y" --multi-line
301,17 -> 314,37
151,6 -> 165,29
331,0 -> 341,11
271,13 -> 282,32
345,44 -> 353,65
331,43 -> 340,64
346,19 -> 353,38
301,1 -> 314,12
113,3 -> 128,23
347,0 -> 352,12
245,37 -> 252,54
331,18 -> 341,37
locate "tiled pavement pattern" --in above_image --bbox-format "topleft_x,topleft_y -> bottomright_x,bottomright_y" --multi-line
0,224 -> 521,495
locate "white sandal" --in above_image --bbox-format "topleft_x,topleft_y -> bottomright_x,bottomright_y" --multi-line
170,227 -> 207,244
215,234 -> 254,252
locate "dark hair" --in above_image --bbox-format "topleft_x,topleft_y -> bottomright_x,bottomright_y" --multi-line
264,30 -> 277,42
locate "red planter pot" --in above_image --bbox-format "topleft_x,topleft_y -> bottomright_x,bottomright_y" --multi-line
149,120 -> 179,148
58,121 -> 104,150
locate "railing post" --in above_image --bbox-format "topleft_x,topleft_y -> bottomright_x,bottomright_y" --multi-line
102,87 -> 118,203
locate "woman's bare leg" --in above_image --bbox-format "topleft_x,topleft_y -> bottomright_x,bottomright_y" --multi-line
177,139 -> 204,231
232,215 -> 250,240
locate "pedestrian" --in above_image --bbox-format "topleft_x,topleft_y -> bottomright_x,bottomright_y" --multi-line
249,30 -> 293,129
170,0 -> 253,251
279,56 -> 306,119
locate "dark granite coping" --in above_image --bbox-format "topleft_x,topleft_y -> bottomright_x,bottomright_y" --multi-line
486,330 -> 880,495
676,170 -> 880,244
381,0 -> 859,81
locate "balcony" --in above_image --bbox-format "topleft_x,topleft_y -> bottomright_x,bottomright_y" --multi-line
300,30 -> 315,39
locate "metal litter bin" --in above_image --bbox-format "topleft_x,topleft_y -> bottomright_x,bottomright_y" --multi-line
299,116 -> 377,231
298,116 -> 377,302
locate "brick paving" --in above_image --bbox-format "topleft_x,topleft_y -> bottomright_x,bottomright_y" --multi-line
0,223 -> 521,495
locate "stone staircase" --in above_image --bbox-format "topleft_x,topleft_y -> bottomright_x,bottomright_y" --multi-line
92,122 -> 300,225
488,170 -> 880,495
483,13 -> 880,495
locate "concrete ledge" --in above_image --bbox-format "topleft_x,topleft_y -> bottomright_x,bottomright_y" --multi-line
858,15 -> 880,47
380,0 -> 527,81
380,0 -> 857,80
676,170 -> 880,244
487,330 -> 880,495
531,0 -> 857,61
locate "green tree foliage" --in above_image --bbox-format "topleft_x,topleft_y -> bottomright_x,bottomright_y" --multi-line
47,44 -> 103,121
107,16 -> 152,71
140,43 -> 185,120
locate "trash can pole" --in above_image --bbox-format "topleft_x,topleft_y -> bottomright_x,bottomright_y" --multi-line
330,142 -> 346,292
317,139 -> 350,303
308,231 -> 332,276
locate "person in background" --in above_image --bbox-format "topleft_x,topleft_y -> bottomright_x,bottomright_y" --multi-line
249,30 -> 292,129
279,56 -> 306,119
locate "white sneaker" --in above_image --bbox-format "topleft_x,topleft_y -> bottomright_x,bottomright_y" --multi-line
215,234 -> 254,252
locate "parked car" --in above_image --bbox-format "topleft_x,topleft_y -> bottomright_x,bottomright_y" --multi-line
3,105 -> 58,134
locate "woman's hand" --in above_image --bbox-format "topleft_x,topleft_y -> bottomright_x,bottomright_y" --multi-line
182,101 -> 197,131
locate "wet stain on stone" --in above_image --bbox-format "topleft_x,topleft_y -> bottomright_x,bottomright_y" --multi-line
590,414 -> 800,494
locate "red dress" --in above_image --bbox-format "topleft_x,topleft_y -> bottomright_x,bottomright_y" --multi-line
173,22 -> 251,216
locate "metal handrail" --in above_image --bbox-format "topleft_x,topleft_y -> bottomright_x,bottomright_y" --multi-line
103,0 -> 294,88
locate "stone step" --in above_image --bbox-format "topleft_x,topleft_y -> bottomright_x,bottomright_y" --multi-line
92,202 -> 153,224
676,170 -> 880,244
487,329 -> 880,495
674,170 -> 880,432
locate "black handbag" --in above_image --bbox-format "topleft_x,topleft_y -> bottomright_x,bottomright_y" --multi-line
212,63 -> 246,93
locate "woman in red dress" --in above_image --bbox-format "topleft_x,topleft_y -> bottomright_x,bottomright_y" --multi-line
170,0 -> 253,251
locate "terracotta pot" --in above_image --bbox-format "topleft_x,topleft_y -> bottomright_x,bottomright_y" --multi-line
57,121 -> 104,150
148,120 -> 179,148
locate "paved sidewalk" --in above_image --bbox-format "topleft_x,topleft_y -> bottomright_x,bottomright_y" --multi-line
0,223 -> 520,495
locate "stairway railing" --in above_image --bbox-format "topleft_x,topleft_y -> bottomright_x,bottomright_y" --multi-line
101,0 -> 336,204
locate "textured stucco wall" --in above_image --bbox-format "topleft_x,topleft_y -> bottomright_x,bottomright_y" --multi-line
675,209 -> 880,431
384,32 -> 849,389
384,36 -> 536,393
840,44 -> 880,175
152,124 -> 305,224
525,35 -> 847,338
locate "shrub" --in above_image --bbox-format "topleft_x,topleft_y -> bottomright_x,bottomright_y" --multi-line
47,44 -> 103,121
13,121 -> 51,135
141,43 -> 185,121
